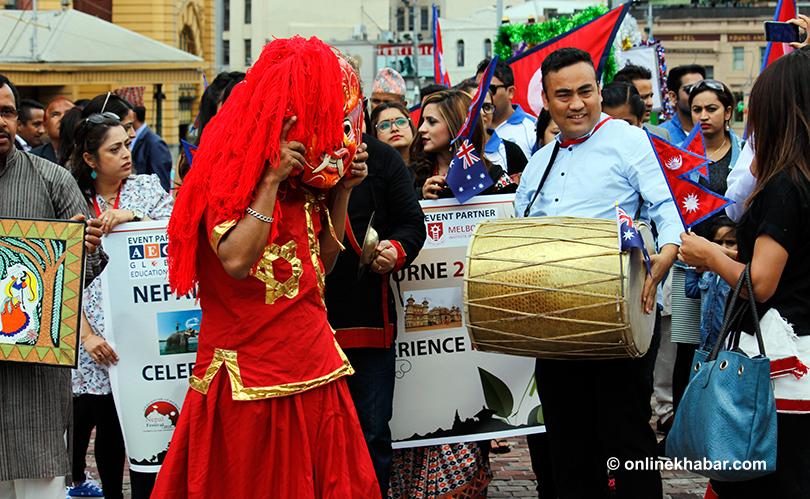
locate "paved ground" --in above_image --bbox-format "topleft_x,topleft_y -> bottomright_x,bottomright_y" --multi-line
82,432 -> 709,498
488,435 -> 710,499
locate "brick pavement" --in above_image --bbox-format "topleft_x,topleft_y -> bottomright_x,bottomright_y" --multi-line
83,432 -> 708,498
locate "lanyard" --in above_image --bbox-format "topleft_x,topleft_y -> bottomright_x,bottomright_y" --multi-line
93,190 -> 121,218
523,117 -> 611,218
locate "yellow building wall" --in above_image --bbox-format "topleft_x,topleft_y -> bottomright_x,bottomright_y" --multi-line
108,0 -> 215,146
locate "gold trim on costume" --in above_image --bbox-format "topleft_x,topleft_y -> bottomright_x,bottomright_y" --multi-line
210,219 -> 237,254
189,344 -> 354,400
249,240 -> 303,304
302,187 -> 327,305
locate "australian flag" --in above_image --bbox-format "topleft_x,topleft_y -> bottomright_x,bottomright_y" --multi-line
446,56 -> 498,204
616,205 -> 652,275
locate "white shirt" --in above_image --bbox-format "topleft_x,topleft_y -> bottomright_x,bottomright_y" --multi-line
14,135 -> 30,152
724,140 -> 756,222
494,104 -> 536,160
515,114 -> 682,249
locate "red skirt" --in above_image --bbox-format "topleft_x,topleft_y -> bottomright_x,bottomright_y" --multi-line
151,370 -> 380,499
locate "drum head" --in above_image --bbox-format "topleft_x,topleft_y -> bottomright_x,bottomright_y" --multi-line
622,222 -> 656,357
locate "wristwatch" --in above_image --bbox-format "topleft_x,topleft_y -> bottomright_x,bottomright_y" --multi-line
132,208 -> 144,222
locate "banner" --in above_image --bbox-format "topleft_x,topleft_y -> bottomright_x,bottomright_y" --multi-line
390,194 -> 544,448
102,208 -> 543,462
101,221 -> 198,473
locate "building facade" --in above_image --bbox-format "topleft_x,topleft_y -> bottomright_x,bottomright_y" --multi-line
4,0 -> 215,148
632,4 -> 774,134
405,295 -> 462,329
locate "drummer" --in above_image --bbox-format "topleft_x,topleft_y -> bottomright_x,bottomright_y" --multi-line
515,48 -> 681,498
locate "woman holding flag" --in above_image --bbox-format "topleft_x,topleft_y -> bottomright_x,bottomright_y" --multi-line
679,47 -> 810,498
410,90 -> 514,200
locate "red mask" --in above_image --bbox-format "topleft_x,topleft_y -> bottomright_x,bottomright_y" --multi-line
300,56 -> 364,189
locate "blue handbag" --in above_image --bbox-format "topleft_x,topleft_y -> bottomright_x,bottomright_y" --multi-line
666,264 -> 777,482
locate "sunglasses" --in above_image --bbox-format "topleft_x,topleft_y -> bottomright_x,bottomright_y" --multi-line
85,112 -> 121,124
375,117 -> 409,133
684,79 -> 725,96
489,84 -> 509,94
481,103 -> 496,115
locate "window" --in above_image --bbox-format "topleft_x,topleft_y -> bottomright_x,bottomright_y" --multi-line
180,25 -> 197,55
760,46 -> 767,66
396,7 -> 405,32
457,40 -> 464,67
421,6 -> 428,30
244,0 -> 251,24
733,47 -> 745,71
245,39 -> 252,66
704,65 -> 714,79
484,38 -> 492,59
408,8 -> 414,31
224,0 -> 230,31
223,40 -> 230,66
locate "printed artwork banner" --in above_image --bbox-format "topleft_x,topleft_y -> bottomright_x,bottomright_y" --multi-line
390,194 -> 545,448
101,221 -> 198,473
0,218 -> 86,367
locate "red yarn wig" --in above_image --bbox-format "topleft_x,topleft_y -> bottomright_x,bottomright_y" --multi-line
168,36 -> 346,295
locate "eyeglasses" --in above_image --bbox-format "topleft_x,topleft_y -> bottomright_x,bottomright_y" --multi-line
85,112 -> 120,124
481,103 -> 496,115
375,117 -> 410,133
0,108 -> 18,121
684,79 -> 725,96
489,84 -> 509,94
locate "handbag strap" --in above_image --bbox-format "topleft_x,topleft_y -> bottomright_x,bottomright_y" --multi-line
706,264 -> 766,362
523,142 -> 561,218
730,265 -> 765,355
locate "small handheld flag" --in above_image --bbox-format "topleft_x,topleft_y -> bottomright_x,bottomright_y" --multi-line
681,125 -> 709,180
648,132 -> 733,230
433,4 -> 451,87
616,204 -> 652,275
445,56 -> 500,203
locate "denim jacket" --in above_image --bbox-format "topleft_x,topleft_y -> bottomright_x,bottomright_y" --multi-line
685,268 -> 731,351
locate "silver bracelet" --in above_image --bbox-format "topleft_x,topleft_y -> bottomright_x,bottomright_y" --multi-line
245,206 -> 273,223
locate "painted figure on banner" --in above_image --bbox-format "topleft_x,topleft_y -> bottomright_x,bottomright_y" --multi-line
0,264 -> 39,343
0,237 -> 68,347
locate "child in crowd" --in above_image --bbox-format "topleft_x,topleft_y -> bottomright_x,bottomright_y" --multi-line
685,217 -> 738,352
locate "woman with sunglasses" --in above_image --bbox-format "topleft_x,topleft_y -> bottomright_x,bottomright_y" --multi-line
66,115 -> 172,499
82,93 -> 138,141
369,101 -> 416,164
457,80 -> 528,184
411,90 -> 515,200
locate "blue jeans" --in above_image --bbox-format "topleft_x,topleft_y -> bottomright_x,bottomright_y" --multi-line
343,347 -> 396,497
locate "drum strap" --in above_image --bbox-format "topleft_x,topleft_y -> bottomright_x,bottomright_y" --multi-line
523,142 -> 561,218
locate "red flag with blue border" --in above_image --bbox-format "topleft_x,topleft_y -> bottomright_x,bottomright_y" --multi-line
433,4 -> 451,87
648,132 -> 732,229
507,2 -> 631,117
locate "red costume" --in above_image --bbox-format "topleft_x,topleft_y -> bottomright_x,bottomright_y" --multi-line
153,37 -> 379,499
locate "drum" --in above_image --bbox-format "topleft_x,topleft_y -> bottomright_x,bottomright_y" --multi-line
463,217 -> 656,360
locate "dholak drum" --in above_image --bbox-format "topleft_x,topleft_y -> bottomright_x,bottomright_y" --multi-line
463,217 -> 656,360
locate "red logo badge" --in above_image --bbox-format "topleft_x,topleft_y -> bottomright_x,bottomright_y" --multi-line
427,222 -> 444,242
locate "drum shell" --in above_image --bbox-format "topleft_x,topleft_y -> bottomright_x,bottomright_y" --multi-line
463,217 -> 655,360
